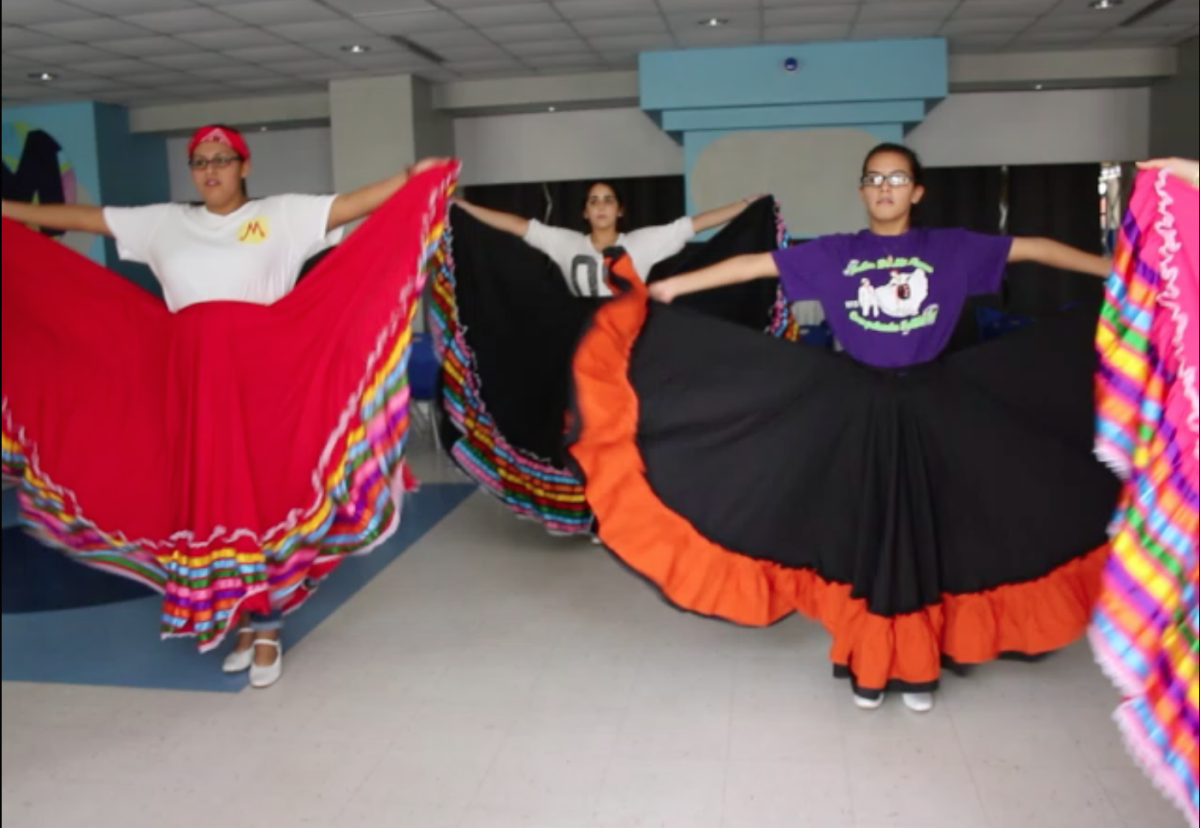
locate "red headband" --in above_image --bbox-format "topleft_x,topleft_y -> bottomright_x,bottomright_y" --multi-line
187,126 -> 250,161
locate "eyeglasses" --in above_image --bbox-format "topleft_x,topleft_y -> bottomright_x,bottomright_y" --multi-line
188,155 -> 241,171
861,172 -> 914,188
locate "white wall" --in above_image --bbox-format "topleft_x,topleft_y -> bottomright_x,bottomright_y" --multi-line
166,88 -> 1151,202
1150,37 -> 1198,159
910,87 -> 1150,167
167,126 -> 333,201
453,107 -> 684,186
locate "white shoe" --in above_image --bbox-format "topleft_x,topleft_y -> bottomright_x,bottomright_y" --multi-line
590,535 -> 603,545
222,630 -> 254,674
249,639 -> 283,689
902,692 -> 935,713
854,691 -> 885,711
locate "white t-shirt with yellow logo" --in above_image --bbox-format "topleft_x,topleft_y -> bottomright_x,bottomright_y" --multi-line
104,195 -> 340,312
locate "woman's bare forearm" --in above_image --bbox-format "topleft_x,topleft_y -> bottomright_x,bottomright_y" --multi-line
1,200 -> 111,236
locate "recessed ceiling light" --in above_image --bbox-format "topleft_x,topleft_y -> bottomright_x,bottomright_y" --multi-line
28,71 -> 57,81
1088,0 -> 1123,10
341,44 -> 371,55
700,17 -> 729,27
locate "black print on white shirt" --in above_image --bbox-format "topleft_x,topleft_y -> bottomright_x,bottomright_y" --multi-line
568,255 -> 600,297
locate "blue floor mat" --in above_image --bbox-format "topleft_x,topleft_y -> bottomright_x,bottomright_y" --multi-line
1,483 -> 474,692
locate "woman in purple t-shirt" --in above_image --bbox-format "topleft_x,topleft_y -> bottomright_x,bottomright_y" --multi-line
566,144 -> 1122,716
651,144 -> 1111,368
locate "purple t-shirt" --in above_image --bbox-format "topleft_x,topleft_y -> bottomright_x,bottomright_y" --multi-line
772,228 -> 1014,368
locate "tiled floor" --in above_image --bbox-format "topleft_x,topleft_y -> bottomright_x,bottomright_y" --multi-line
0,446 -> 1186,828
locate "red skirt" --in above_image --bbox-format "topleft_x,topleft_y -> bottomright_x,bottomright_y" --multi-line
1,163 -> 458,651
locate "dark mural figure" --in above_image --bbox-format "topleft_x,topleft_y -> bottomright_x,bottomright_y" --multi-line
1,128 -> 67,239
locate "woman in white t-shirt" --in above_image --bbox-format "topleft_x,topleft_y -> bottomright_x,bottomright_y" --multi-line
2,125 -> 455,689
454,181 -> 758,295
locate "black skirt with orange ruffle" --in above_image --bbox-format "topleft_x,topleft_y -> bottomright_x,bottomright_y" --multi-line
568,253 -> 1121,695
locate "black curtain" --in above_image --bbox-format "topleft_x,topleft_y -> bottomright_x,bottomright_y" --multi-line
463,175 -> 686,233
1005,163 -> 1104,317
915,166 -> 1004,232
917,166 -> 1006,351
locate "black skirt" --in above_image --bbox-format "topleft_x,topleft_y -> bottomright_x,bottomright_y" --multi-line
429,199 -> 797,535
568,251 -> 1121,694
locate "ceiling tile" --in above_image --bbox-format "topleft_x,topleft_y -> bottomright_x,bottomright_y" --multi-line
293,67 -> 362,81
457,3 -> 561,27
120,69 -> 200,87
553,0 -> 660,20
1,27 -> 63,51
53,76 -> 132,93
487,22 -> 577,42
73,57 -> 156,76
217,0 -> 342,26
440,0 -> 549,6
121,8 -> 243,36
407,28 -> 494,48
1138,4 -> 1200,26
322,0 -> 437,12
267,57 -> 351,75
231,76 -> 318,90
657,0 -> 750,11
765,23 -> 853,43
677,28 -> 763,47
0,53 -> 33,68
9,44 -> 117,63
667,12 -> 761,32
1034,14 -> 1119,32
573,16 -> 668,37
69,0 -> 193,13
858,1 -> 957,23
191,64 -> 269,80
1099,23 -> 1187,42
225,44 -> 322,63
948,34 -> 1015,53
355,10 -> 464,35
308,35 -> 404,57
177,29 -> 288,49
168,84 -> 236,99
763,0 -> 859,6
587,33 -> 676,51
333,51 -> 430,70
148,52 -> 248,71
28,19 -> 156,43
954,0 -> 1058,19
525,53 -> 603,69
854,20 -> 945,39
266,20 -> 374,41
95,35 -> 188,56
765,5 -> 858,27
1,1 -> 98,27
443,57 -> 524,74
941,17 -> 1032,35
504,38 -> 591,56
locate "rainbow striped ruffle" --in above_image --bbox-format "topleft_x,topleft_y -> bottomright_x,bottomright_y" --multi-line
430,200 -> 799,536
1091,169 -> 1198,824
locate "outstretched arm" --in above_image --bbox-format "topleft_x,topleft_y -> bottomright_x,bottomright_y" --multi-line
327,157 -> 452,232
649,252 -> 779,303
1,200 -> 111,236
1009,237 -> 1111,278
1138,157 -> 1199,188
451,199 -> 531,238
691,197 -> 758,234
